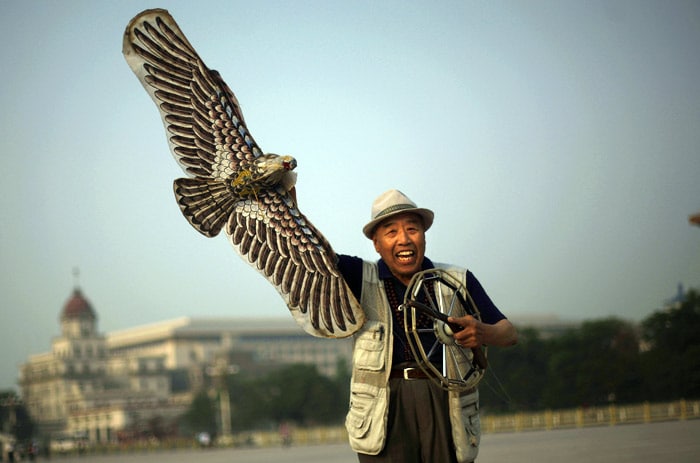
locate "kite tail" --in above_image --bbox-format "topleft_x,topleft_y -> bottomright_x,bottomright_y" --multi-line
173,178 -> 235,237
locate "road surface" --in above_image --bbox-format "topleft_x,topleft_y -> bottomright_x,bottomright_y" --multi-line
45,419 -> 699,463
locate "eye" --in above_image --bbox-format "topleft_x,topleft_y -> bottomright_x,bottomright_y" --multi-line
384,227 -> 397,237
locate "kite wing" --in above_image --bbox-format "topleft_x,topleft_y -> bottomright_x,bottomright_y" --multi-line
123,8 -> 364,337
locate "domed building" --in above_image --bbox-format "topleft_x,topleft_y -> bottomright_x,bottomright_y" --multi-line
19,283 -> 352,446
19,286 -> 175,444
60,288 -> 98,338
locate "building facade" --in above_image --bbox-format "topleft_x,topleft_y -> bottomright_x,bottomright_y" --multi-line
19,286 -> 352,444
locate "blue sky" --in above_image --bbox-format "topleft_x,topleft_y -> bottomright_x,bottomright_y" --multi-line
1,0 -> 698,390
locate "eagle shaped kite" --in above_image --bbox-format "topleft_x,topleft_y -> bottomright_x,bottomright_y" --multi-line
123,8 -> 364,337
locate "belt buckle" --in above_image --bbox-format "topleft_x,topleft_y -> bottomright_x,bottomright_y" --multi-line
403,367 -> 417,380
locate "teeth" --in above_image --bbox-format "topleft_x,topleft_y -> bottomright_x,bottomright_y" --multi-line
397,251 -> 414,257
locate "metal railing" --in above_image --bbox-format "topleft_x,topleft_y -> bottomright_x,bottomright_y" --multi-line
483,399 -> 700,433
230,399 -> 700,447
32,399 -> 700,455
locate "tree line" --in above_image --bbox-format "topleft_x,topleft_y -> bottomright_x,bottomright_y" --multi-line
479,288 -> 700,413
3,288 -> 697,439
182,360 -> 351,436
181,288 -> 699,434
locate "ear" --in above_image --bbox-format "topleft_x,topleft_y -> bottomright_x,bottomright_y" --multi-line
372,236 -> 380,253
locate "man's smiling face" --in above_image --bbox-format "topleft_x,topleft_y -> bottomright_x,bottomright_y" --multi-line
372,212 -> 426,286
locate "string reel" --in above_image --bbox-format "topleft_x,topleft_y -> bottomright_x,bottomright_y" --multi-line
399,268 -> 487,392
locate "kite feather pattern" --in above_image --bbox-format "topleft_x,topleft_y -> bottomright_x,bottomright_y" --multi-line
122,8 -> 364,337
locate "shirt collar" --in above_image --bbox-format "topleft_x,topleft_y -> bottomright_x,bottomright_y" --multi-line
377,257 -> 435,282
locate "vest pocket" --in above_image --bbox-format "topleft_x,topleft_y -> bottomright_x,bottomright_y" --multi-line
345,384 -> 377,439
345,382 -> 387,454
353,321 -> 386,371
459,390 -> 481,460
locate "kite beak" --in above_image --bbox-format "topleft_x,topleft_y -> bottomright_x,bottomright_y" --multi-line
283,156 -> 297,171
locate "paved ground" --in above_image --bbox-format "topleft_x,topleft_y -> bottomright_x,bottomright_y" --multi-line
479,419 -> 699,463
41,419 -> 699,463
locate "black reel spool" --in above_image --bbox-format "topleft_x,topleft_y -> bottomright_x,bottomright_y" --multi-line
399,268 -> 487,392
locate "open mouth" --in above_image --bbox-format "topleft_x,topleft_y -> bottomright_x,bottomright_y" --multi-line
396,250 -> 415,262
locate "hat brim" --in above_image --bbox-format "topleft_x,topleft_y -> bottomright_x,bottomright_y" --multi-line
362,208 -> 434,239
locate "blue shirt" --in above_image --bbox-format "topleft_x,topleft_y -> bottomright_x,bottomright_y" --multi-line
336,254 -> 506,366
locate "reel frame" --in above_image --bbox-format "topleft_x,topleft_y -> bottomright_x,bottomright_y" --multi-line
399,268 -> 487,392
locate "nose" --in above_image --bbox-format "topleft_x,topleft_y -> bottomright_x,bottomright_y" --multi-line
396,226 -> 411,244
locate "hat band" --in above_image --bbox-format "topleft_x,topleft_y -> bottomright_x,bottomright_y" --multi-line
374,203 -> 416,220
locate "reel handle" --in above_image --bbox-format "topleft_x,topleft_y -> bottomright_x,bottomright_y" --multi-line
471,345 -> 488,370
405,301 -> 488,369
448,322 -> 488,370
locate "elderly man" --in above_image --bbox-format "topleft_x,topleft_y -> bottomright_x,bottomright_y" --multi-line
336,189 -> 517,463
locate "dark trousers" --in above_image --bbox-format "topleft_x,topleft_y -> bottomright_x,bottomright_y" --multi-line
357,377 -> 458,463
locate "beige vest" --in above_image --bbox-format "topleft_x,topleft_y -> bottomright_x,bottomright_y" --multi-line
344,261 -> 481,462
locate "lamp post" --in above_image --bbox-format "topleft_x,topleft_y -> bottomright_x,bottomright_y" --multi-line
206,358 -> 239,442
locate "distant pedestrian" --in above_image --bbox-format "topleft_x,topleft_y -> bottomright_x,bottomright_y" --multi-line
6,440 -> 16,463
197,431 -> 211,448
279,422 -> 292,447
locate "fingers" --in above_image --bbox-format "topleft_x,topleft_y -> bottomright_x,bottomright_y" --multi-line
449,315 -> 479,348
456,333 -> 477,348
449,314 -> 475,325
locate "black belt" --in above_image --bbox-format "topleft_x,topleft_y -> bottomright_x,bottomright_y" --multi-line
390,366 -> 433,380
389,367 -> 478,396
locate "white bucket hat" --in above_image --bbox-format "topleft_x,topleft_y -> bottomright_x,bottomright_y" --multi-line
362,189 -> 434,239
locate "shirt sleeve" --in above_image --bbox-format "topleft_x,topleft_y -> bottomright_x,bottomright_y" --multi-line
336,254 -> 364,302
466,270 -> 506,325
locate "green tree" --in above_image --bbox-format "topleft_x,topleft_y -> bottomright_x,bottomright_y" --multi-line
260,364 -> 346,426
228,374 -> 268,431
542,318 -> 641,408
0,391 -> 34,441
640,289 -> 700,400
334,356 -> 352,406
576,318 -> 641,404
481,317 -> 644,412
480,289 -> 699,413
541,328 -> 585,408
182,391 -> 217,435
224,363 -> 348,431
479,327 -> 549,412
